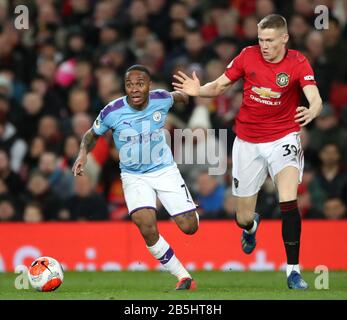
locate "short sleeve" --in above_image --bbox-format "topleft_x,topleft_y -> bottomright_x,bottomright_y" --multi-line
168,92 -> 174,110
224,48 -> 246,82
298,57 -> 317,88
150,90 -> 174,112
92,113 -> 109,136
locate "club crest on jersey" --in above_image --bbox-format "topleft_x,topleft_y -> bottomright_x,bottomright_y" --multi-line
153,111 -> 161,122
276,72 -> 289,87
94,118 -> 100,128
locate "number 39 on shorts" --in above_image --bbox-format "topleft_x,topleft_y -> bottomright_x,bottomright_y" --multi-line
282,144 -> 298,157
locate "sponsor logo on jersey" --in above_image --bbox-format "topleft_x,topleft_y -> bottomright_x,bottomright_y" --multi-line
276,72 -> 290,87
153,111 -> 161,122
304,75 -> 315,81
251,86 -> 281,99
123,121 -> 132,127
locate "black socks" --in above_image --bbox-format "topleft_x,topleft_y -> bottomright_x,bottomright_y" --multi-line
280,200 -> 301,265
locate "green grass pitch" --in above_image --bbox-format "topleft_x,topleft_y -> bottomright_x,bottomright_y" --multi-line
0,271 -> 346,300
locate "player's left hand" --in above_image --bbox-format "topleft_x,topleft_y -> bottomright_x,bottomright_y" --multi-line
294,106 -> 316,127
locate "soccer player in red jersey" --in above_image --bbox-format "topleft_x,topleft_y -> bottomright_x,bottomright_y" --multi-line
173,14 -> 323,289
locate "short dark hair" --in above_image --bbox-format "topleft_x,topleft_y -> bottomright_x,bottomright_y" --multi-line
258,14 -> 287,31
125,65 -> 151,78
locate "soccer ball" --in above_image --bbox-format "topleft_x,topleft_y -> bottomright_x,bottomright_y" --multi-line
28,256 -> 64,292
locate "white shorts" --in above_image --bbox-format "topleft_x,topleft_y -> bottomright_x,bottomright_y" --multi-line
121,165 -> 197,217
232,132 -> 304,197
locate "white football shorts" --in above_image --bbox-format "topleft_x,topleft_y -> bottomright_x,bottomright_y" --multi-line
121,164 -> 197,217
232,132 -> 304,197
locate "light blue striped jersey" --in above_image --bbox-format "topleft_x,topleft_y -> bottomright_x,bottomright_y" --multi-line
93,89 -> 174,174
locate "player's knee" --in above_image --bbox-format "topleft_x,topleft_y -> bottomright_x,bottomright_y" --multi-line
180,221 -> 198,235
188,222 -> 199,235
236,215 -> 254,229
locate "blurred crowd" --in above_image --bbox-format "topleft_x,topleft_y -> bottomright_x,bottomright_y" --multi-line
0,0 -> 347,222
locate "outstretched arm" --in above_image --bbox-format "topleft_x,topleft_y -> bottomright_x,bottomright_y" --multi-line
295,85 -> 323,127
72,128 -> 99,176
172,71 -> 234,97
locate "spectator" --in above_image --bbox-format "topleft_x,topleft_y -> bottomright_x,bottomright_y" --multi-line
0,68 -> 26,108
212,36 -> 239,67
215,9 -> 239,38
288,14 -> 311,51
128,23 -> 156,61
23,202 -> 44,223
38,151 -> 75,200
64,27 -> 92,60
67,87 -> 91,116
167,19 -> 187,55
0,149 -> 24,198
37,58 -> 58,88
60,134 -> 80,170
20,171 -> 62,221
22,136 -> 46,178
195,171 -> 225,219
182,29 -> 208,66
64,174 -> 109,221
30,74 -> 66,119
169,1 -> 198,29
147,0 -> 170,42
217,187 -> 237,219
240,15 -> 258,47
128,0 -> 149,25
37,115 -> 64,154
93,0 -> 120,29
0,119 -> 27,173
17,91 -> 45,142
94,21 -> 124,63
255,0 -> 275,19
176,101 -> 227,189
304,30 -> 332,101
323,16 -> 347,83
308,103 -> 347,162
293,0 -> 314,21
63,0 -> 92,27
309,142 -> 347,212
73,59 -> 95,94
322,197 -> 347,219
0,196 -> 19,222
95,69 -> 123,109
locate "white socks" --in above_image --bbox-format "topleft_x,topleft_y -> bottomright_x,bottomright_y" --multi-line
147,235 -> 191,280
245,220 -> 257,234
286,264 -> 301,277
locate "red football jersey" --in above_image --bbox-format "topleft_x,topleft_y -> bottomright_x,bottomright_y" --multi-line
224,45 -> 316,143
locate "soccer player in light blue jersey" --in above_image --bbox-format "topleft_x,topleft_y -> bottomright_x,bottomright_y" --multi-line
72,65 -> 198,290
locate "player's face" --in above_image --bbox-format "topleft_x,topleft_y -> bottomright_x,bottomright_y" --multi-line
258,27 -> 289,62
125,70 -> 151,109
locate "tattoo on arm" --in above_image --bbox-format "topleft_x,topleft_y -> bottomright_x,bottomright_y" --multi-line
80,129 -> 98,153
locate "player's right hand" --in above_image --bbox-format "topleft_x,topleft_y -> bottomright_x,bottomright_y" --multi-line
72,154 -> 87,177
172,71 -> 200,96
